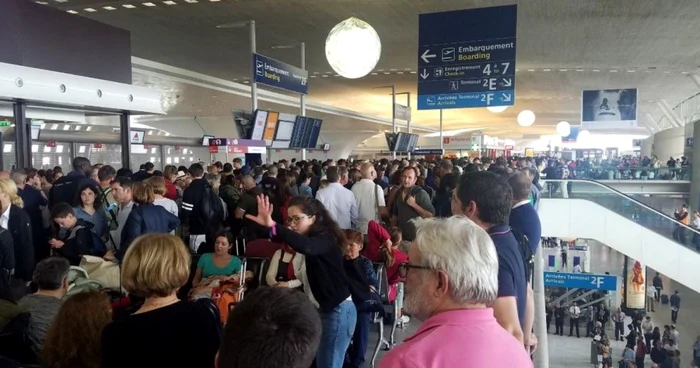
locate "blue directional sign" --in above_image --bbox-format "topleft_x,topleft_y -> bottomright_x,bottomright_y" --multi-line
686,137 -> 694,147
417,5 -> 517,110
543,272 -> 618,291
412,149 -> 444,156
253,53 -> 308,95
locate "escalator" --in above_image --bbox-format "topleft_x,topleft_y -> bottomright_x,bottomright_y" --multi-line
539,179 -> 700,293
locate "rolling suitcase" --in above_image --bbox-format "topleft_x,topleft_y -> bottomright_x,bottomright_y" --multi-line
661,294 -> 669,305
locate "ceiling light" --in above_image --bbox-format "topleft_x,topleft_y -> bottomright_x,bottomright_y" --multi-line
163,1 -> 176,4
409,71 -> 417,74
103,5 -> 116,10
578,130 -> 591,140
84,7 -> 97,12
487,106 -> 508,113
592,69 -> 601,72
527,69 -> 535,72
184,0 -> 198,3
122,4 -> 136,8
370,73 -> 378,76
609,69 -> 618,73
36,1 -> 48,4
325,17 -> 381,79
576,69 -> 584,72
55,0 -> 68,2
627,70 -> 636,73
66,9 -> 78,13
142,2 -> 156,6
517,110 -> 536,127
556,121 -> 571,136
559,69 -> 568,72
209,0 -> 220,2
397,71 -> 404,74
543,68 -> 551,72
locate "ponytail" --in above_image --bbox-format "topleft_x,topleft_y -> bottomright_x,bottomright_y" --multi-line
383,227 -> 402,268
11,194 -> 23,208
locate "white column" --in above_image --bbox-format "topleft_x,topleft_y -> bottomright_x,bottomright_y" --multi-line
533,242 -> 549,368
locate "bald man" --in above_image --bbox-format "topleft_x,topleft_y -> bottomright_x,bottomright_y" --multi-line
351,163 -> 387,234
0,171 -> 9,179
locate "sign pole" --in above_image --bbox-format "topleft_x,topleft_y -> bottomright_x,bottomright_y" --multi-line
391,85 -> 396,159
250,20 -> 258,112
439,109 -> 444,150
406,92 -> 412,160
533,243 -> 549,368
300,42 -> 307,161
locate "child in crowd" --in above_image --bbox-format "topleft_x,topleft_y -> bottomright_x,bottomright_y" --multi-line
49,203 -> 105,265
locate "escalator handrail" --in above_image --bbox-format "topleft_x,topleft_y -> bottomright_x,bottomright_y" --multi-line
543,178 -> 700,235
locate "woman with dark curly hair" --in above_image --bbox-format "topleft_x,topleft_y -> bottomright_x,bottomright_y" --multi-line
42,291 -> 112,368
73,183 -> 109,243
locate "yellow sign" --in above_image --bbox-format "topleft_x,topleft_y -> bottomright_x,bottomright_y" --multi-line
524,148 -> 535,157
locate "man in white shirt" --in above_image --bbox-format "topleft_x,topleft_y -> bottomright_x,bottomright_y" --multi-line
647,284 -> 656,312
568,302 -> 581,338
315,166 -> 357,230
351,163 -> 386,235
572,263 -> 583,273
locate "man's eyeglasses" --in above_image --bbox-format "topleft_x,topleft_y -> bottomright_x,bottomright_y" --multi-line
398,262 -> 432,278
285,215 -> 310,225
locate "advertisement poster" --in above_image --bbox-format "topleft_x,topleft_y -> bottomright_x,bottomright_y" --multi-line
624,257 -> 646,310
581,88 -> 638,129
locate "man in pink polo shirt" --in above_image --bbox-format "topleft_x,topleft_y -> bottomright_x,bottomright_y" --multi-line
379,216 -> 532,368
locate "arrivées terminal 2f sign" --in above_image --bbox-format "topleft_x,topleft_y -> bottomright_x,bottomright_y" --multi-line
253,53 -> 308,95
417,5 -> 517,110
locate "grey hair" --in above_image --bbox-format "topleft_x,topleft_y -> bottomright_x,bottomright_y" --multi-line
10,169 -> 27,187
413,215 -> 499,305
33,257 -> 70,291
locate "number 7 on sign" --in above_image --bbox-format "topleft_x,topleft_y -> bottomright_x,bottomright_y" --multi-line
500,62 -> 510,74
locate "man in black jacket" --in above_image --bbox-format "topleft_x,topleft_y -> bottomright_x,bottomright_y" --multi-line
180,163 -> 223,253
48,157 -> 96,208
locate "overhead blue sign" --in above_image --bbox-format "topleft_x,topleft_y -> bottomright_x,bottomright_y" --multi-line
417,5 -> 517,110
686,137 -> 693,147
412,149 -> 444,156
253,53 -> 308,95
544,272 -> 618,291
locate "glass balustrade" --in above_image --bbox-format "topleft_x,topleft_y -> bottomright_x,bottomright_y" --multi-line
542,179 -> 700,253
564,166 -> 691,181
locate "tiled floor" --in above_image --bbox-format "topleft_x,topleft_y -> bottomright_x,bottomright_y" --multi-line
369,240 -> 700,368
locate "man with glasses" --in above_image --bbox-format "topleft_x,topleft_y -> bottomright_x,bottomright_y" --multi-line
381,216 -> 531,367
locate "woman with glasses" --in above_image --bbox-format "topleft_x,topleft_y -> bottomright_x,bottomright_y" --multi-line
245,195 -> 355,368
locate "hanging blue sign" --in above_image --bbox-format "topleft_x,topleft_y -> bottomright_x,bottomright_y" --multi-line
412,149 -> 445,156
417,5 -> 517,110
544,271 -> 618,291
686,137 -> 694,148
253,53 -> 308,95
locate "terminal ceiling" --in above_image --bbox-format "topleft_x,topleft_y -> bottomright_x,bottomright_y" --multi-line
47,0 -> 700,138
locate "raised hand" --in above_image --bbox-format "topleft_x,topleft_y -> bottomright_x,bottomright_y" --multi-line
245,194 -> 276,228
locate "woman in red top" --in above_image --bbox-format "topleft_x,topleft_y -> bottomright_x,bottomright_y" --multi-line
365,220 -> 392,262
163,165 -> 179,200
381,227 -> 408,303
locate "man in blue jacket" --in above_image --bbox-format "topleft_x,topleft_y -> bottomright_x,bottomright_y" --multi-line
49,157 -> 97,207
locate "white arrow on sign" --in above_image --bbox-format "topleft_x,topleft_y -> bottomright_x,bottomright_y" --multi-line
501,93 -> 512,102
421,49 -> 437,63
420,69 -> 430,80
501,78 -> 512,87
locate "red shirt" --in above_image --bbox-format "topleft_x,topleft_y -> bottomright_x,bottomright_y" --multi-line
365,220 -> 390,262
386,249 -> 409,285
164,178 -> 178,200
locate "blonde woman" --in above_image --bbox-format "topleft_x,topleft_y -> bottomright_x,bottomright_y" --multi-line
0,178 -> 33,281
101,234 -> 220,368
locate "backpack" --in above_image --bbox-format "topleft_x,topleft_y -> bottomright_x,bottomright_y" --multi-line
204,187 -> 225,224
510,228 -> 534,284
211,281 -> 241,324
90,231 -> 107,256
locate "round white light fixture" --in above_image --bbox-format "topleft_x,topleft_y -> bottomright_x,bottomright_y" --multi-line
487,105 -> 508,113
517,110 -> 536,127
325,17 -> 381,79
556,121 -> 571,137
578,129 -> 591,140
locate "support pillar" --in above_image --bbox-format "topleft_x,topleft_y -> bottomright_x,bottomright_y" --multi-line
120,113 -> 132,170
533,242 -> 549,368
691,120 -> 700,212
13,101 -> 30,169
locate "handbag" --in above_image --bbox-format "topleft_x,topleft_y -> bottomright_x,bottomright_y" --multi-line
79,255 -> 122,291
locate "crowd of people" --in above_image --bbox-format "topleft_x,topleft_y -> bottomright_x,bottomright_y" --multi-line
0,152 -> 556,368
